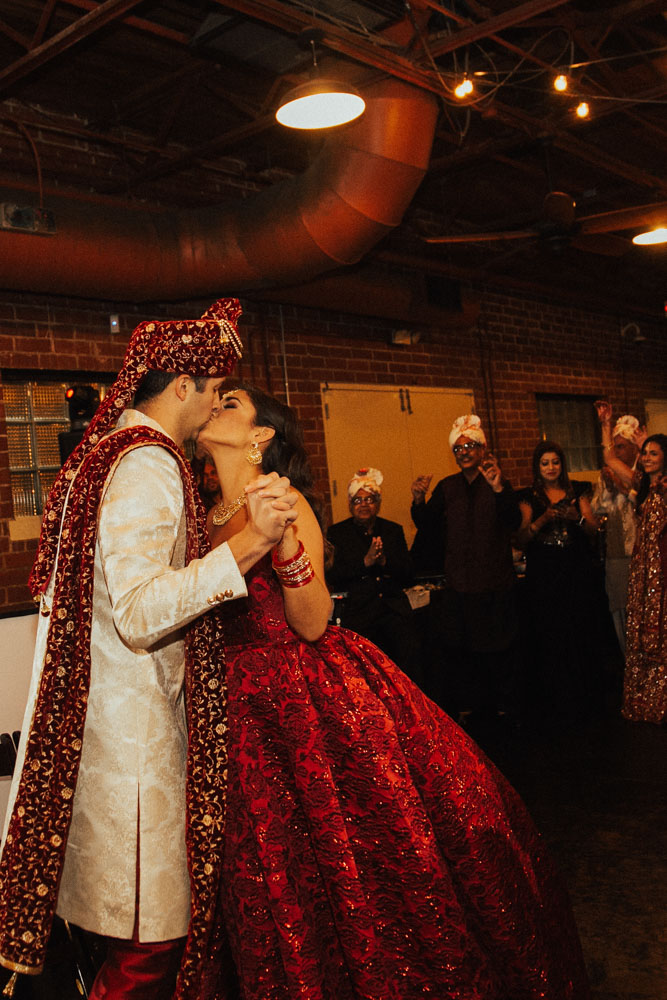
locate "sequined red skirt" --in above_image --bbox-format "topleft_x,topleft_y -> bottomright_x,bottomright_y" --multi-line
198,617 -> 590,1000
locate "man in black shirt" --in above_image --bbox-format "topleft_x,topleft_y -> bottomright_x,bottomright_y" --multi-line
411,415 -> 521,722
327,468 -> 421,683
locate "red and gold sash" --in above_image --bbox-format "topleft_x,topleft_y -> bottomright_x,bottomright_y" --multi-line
0,426 -> 228,998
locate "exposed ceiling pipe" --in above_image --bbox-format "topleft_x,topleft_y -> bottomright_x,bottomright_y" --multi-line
0,77 -> 438,302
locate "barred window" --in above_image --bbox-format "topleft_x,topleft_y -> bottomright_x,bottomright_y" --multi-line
536,393 -> 601,473
4,380 -> 110,518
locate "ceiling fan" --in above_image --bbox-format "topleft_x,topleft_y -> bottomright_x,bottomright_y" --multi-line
423,194 -> 667,257
422,191 -> 667,257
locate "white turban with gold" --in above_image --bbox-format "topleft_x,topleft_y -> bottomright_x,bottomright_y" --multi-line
612,414 -> 639,442
449,414 -> 487,450
348,467 -> 383,499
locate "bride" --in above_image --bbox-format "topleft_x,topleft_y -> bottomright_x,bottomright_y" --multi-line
186,384 -> 591,1000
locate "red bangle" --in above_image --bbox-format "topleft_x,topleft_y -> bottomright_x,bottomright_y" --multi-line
272,539 -> 305,567
272,540 -> 315,588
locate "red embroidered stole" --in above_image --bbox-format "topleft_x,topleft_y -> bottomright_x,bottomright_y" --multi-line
0,426 -> 228,994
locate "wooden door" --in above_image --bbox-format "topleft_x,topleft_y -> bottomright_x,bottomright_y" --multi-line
321,382 -> 475,543
645,397 -> 667,435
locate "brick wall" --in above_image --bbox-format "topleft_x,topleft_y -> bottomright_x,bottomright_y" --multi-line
0,287 -> 665,613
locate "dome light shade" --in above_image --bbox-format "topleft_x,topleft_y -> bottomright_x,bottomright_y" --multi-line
632,227 -> 667,245
276,79 -> 365,129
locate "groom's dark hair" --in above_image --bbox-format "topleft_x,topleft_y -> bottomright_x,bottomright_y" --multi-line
133,371 -> 209,407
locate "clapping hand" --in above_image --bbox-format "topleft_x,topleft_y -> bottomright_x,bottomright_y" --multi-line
364,536 -> 385,567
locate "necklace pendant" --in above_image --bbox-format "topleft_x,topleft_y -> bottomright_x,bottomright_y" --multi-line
212,493 -> 247,527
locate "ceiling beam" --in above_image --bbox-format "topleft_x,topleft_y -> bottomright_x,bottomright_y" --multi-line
572,0 -> 665,29
103,114 -> 277,193
0,0 -> 148,93
0,17 -> 31,49
0,107 -> 248,183
31,0 -> 58,49
490,100 -> 667,195
420,0 -> 562,75
428,0 -> 572,58
57,0 -> 189,44
212,0 -> 442,94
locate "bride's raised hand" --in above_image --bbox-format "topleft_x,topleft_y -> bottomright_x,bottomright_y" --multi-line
246,473 -> 298,543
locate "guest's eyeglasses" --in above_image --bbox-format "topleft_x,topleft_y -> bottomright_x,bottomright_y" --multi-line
452,442 -> 481,454
352,496 -> 379,506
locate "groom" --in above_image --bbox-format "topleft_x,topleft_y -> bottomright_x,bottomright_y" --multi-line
0,300 -> 296,999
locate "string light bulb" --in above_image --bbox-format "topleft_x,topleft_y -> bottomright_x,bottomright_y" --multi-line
454,77 -> 473,99
575,101 -> 590,118
553,74 -> 569,92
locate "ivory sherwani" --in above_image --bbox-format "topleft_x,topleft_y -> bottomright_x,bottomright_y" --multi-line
3,409 -> 246,942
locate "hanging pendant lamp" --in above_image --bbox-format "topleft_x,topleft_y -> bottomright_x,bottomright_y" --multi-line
632,227 -> 667,245
275,29 -> 365,130
276,78 -> 365,129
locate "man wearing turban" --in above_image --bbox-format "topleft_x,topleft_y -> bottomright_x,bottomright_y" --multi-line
410,415 -> 521,724
326,468 -> 419,681
0,300 -> 297,999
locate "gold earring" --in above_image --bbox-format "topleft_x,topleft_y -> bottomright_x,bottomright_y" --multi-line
247,440 -> 262,466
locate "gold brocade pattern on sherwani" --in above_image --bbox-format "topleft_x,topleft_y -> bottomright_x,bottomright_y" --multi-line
623,489 -> 667,724
0,425 -> 230,991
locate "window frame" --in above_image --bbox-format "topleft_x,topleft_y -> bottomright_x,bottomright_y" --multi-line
535,392 -> 602,475
3,371 -> 116,519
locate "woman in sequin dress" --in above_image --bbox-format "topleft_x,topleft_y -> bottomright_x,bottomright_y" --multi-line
191,385 -> 591,1000
623,434 -> 667,724
515,441 -> 619,723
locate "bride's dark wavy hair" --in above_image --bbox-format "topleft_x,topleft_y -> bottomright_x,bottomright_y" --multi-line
237,383 -> 328,536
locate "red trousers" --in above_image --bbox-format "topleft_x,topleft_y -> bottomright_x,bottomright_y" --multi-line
89,815 -> 186,999
89,933 -> 185,1000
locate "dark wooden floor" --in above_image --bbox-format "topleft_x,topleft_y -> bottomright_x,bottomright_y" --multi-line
475,712 -> 667,1000
2,711 -> 664,1000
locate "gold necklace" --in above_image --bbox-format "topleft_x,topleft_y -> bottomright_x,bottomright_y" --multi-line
212,493 -> 247,526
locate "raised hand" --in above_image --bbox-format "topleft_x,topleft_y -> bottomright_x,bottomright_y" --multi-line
245,472 -> 298,543
594,400 -> 612,425
411,474 -> 432,503
479,453 -> 503,493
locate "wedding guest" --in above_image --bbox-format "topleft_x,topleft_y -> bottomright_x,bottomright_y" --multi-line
410,415 -> 521,722
592,401 -> 645,653
327,468 -> 420,683
623,434 -> 667,724
516,440 -> 619,724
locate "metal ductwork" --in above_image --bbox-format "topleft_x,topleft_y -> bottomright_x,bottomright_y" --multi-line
0,77 -> 438,303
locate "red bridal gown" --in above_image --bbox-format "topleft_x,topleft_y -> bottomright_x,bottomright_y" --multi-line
199,556 -> 590,1000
